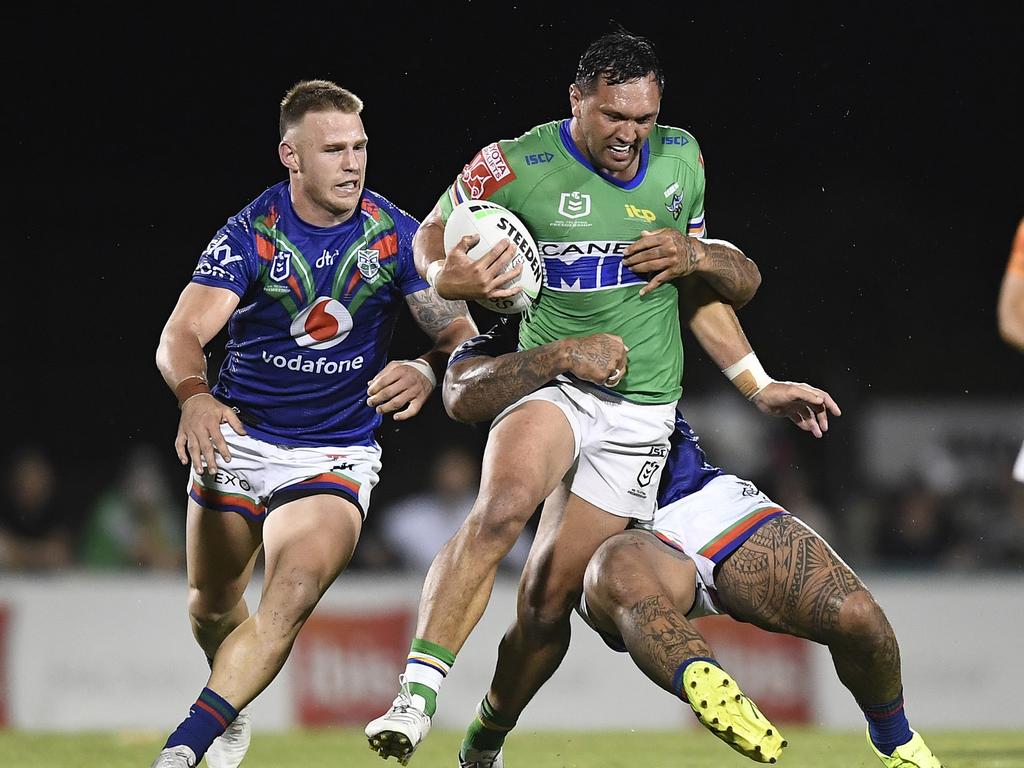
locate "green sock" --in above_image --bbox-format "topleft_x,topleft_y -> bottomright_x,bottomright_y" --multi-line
461,696 -> 517,754
405,638 -> 456,717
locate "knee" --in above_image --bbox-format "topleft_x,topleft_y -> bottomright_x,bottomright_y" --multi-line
835,591 -> 896,652
516,540 -> 641,634
516,565 -> 585,636
584,536 -> 646,615
462,486 -> 540,553
188,586 -> 240,627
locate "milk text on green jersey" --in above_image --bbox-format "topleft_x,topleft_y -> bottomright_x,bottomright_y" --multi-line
439,119 -> 707,404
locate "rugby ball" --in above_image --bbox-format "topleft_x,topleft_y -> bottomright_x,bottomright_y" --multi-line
443,200 -> 543,315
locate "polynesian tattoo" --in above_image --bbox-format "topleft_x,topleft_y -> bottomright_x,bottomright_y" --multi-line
715,514 -> 902,702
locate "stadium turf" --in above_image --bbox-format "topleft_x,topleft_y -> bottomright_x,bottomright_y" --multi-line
2,727 -> 1022,767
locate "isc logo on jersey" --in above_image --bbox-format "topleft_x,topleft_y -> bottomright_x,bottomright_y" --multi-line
290,297 -> 353,349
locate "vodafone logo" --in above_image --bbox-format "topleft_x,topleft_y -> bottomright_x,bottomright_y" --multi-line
290,297 -> 354,350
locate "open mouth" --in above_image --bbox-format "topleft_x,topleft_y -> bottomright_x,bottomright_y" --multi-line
336,180 -> 360,192
607,144 -> 633,162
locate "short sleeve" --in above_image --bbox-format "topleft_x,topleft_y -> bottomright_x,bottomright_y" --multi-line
190,219 -> 259,297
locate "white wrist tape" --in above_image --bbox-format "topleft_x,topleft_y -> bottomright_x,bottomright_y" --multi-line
425,260 -> 445,289
400,358 -> 437,387
722,351 -> 774,400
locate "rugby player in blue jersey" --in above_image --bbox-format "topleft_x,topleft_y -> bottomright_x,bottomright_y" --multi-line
148,80 -> 479,768
440,312 -> 942,768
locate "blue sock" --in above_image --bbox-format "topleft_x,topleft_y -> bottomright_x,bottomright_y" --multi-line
863,690 -> 913,756
164,687 -> 238,761
671,656 -> 721,700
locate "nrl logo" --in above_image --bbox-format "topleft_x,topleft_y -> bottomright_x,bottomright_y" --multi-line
636,459 -> 659,488
357,248 -> 380,281
270,249 -> 292,282
558,191 -> 591,219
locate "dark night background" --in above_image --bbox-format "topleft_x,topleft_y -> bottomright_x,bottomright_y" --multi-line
7,4 -> 1023,531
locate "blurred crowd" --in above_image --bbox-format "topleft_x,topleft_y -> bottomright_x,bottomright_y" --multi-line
3,405 -> 1023,575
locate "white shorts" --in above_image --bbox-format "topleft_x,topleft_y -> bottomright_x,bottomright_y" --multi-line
187,424 -> 382,522
493,379 -> 675,521
576,474 -> 788,650
644,474 -> 788,616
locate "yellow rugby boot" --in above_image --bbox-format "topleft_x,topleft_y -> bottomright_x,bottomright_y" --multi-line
682,662 -> 787,763
868,728 -> 943,767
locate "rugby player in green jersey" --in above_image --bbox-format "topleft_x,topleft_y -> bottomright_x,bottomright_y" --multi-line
367,29 -> 851,768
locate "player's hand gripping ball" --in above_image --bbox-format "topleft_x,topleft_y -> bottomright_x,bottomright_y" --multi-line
444,201 -> 544,314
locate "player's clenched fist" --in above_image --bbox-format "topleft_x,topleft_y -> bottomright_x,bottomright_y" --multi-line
561,333 -> 628,388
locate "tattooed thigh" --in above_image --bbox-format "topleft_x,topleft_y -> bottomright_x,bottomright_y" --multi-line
714,515 -> 865,640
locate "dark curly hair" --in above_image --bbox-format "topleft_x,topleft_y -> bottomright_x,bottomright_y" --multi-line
575,24 -> 664,95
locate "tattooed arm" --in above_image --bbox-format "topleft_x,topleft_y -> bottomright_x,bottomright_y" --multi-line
404,287 -> 478,377
364,288 -> 477,422
623,230 -> 761,307
443,333 -> 628,423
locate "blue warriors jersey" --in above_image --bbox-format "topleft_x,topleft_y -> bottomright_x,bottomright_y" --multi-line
448,320 -> 722,502
191,182 -> 428,447
657,414 -> 722,505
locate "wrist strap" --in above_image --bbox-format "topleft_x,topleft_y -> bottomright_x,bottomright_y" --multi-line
400,358 -> 437,387
425,260 -> 445,289
721,352 -> 773,400
174,375 -> 210,407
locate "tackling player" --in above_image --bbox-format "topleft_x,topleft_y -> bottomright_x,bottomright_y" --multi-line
148,80 -> 476,768
440,317 -> 943,768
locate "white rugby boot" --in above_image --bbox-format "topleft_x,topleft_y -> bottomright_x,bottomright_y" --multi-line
459,746 -> 504,767
365,674 -> 432,764
205,705 -> 252,768
149,745 -> 197,767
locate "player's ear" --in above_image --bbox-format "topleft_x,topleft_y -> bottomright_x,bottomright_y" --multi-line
279,140 -> 299,172
569,84 -> 582,118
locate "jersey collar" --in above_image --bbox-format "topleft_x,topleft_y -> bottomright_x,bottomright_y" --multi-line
559,119 -> 650,191
283,183 -> 365,234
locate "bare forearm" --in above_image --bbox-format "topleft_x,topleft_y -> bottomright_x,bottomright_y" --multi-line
999,314 -> 1024,351
413,207 -> 446,279
419,317 -> 479,380
998,274 -> 1024,351
155,324 -> 209,394
405,287 -> 479,380
689,238 -> 761,307
680,276 -> 753,368
444,342 -> 570,423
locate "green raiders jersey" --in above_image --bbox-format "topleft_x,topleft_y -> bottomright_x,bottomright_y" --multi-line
438,119 -> 707,404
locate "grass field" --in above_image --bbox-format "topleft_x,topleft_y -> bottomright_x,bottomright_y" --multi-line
1,727 -> 1022,768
